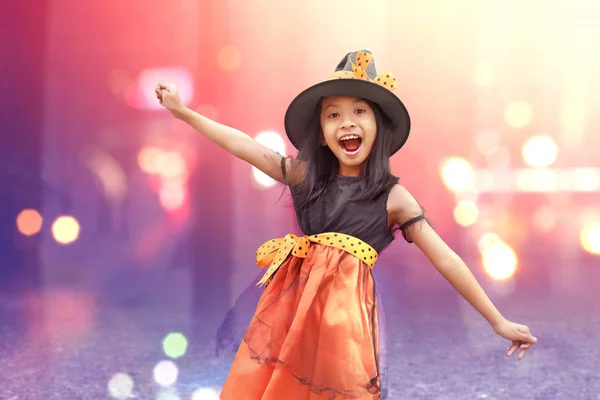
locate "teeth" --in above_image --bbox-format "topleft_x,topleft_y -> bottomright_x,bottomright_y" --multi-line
340,135 -> 360,141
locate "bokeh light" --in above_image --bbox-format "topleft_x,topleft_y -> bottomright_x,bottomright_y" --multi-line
441,157 -> 475,192
482,240 -> 518,281
453,200 -> 479,227
522,135 -> 558,168
16,209 -> 43,236
159,180 -> 187,211
156,151 -> 186,179
84,148 -> 128,202
162,332 -> 188,359
107,372 -> 135,400
570,168 -> 600,192
505,100 -> 533,128
252,131 -> 286,188
51,216 -> 81,245
580,222 -> 600,255
191,387 -> 221,400
515,168 -> 557,192
153,360 -> 179,387
156,387 -> 181,400
138,146 -> 164,174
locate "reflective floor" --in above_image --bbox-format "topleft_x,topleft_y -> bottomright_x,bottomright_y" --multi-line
1,257 -> 599,400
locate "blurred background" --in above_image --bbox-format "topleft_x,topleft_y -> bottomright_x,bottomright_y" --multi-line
2,0 -> 600,399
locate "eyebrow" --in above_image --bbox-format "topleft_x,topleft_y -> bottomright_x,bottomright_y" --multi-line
323,99 -> 365,111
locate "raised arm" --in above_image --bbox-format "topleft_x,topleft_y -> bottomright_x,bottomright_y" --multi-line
387,184 -> 537,360
156,83 -> 305,185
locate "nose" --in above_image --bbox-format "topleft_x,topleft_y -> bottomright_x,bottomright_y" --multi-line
340,115 -> 357,129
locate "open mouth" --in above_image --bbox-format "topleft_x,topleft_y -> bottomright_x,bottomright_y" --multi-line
339,135 -> 363,156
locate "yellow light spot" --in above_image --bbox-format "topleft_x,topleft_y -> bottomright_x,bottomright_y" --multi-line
440,157 -> 474,192
482,241 -> 517,281
217,45 -> 242,71
16,209 -> 43,236
522,135 -> 558,168
580,222 -> 600,255
453,201 -> 479,227
505,101 -> 533,129
162,332 -> 189,359
51,216 -> 80,245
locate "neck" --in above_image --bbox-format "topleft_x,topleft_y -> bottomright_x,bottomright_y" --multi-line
338,164 -> 363,177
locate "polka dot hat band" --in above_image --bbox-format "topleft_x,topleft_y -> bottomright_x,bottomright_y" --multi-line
329,51 -> 397,90
255,233 -> 378,287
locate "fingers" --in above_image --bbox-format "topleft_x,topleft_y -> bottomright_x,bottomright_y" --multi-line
155,83 -> 178,108
508,340 -> 535,360
518,343 -> 531,360
507,342 -> 519,357
156,83 -> 177,92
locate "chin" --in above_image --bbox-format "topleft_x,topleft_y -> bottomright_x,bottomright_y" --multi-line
343,157 -> 367,166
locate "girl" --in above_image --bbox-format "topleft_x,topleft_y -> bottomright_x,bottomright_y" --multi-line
155,50 -> 537,400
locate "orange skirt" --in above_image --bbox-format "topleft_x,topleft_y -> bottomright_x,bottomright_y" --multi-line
220,244 -> 383,400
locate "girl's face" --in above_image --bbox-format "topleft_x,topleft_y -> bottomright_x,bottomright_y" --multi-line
320,96 -> 377,176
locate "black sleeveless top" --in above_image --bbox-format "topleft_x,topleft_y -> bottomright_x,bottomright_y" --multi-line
279,153 -> 396,256
290,175 -> 395,253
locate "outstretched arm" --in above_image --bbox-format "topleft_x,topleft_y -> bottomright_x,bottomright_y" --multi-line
387,184 -> 537,360
156,83 -> 305,185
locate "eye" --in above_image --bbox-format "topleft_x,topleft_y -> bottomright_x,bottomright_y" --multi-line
328,112 -> 340,118
355,108 -> 366,114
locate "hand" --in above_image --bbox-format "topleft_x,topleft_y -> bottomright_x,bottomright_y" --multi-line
155,83 -> 186,118
493,318 -> 537,360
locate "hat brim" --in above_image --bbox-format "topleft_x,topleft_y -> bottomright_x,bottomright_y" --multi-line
284,79 -> 411,156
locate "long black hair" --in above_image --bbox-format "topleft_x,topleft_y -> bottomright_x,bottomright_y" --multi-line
289,98 -> 399,211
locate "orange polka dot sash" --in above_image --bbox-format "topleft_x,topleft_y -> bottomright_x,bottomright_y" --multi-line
255,233 -> 378,287
329,51 -> 397,90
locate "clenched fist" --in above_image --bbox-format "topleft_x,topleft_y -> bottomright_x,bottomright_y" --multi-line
155,83 -> 187,118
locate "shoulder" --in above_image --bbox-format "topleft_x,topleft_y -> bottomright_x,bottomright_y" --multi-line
282,156 -> 307,186
386,184 -> 424,226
